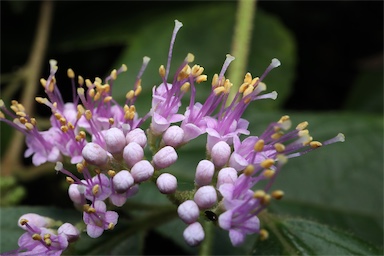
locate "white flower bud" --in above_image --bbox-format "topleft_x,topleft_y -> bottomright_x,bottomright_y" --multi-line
195,160 -> 215,187
216,167 -> 238,188
113,170 -> 134,193
211,141 -> 231,168
156,173 -> 177,194
68,184 -> 85,205
183,222 -> 205,247
162,125 -> 184,147
58,223 -> 80,243
177,200 -> 199,224
131,160 -> 154,183
82,142 -> 108,166
194,185 -> 217,209
104,127 -> 126,154
126,128 -> 147,148
152,146 -> 178,169
123,142 -> 144,168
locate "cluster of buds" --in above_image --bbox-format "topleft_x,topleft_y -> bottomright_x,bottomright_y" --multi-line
0,20 -> 344,253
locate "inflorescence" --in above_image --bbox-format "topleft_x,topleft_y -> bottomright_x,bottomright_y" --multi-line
0,20 -> 344,254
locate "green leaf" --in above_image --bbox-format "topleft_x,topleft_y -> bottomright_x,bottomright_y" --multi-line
111,3 -> 296,113
252,216 -> 383,255
343,68 -> 383,113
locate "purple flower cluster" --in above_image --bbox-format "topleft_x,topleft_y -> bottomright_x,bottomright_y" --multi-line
0,20 -> 344,253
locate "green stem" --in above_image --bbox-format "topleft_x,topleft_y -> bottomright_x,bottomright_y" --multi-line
226,0 -> 257,106
199,220 -> 214,256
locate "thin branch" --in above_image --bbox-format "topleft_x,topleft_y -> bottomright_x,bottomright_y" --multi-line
1,0 -> 54,176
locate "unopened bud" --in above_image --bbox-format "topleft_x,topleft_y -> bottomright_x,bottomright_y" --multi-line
177,200 -> 200,224
152,146 -> 178,169
125,128 -> 147,148
162,125 -> 184,147
156,173 -> 177,194
123,142 -> 144,168
130,160 -> 154,183
58,223 -> 80,243
194,160 -> 215,187
113,170 -> 134,193
194,185 -> 217,209
183,222 -> 205,247
104,127 -> 126,154
82,143 -> 108,167
211,141 -> 231,168
216,167 -> 237,189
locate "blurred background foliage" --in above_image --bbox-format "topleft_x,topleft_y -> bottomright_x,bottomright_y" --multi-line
0,1 -> 383,255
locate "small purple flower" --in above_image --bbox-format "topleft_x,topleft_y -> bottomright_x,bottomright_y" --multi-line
83,200 -> 118,238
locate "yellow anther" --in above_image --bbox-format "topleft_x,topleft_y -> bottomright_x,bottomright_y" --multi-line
123,104 -> 129,112
0,99 -> 4,107
48,79 -> 55,92
253,190 -> 265,199
159,65 -> 166,78
68,122 -> 75,130
278,115 -> 290,123
10,105 -> 18,113
76,163 -> 84,173
20,219 -> 28,225
92,184 -> 99,195
181,82 -> 190,92
88,88 -> 95,98
213,86 -> 225,96
250,77 -> 260,87
17,103 -> 25,112
19,117 -> 28,124
78,75 -> 84,86
104,96 -> 113,103
32,234 -> 42,241
263,169 -> 275,178
30,118 -> 37,126
260,158 -> 275,169
66,176 -> 75,184
196,75 -> 207,84
35,97 -> 47,104
211,74 -> 219,87
40,78 -> 47,87
95,77 -> 102,84
135,85 -> 142,96
108,170 -> 116,177
61,125 -> 68,133
59,117 -> 67,125
296,121 -> 308,130
239,82 -> 249,93
254,140 -> 264,152
126,90 -> 135,100
223,79 -> 232,93
44,238 -> 52,246
244,165 -> 254,176
271,190 -> 284,200
186,53 -> 195,63
277,154 -> 288,164
25,123 -> 34,130
93,92 -> 101,101
298,129 -> 309,137
108,118 -> 114,125
44,233 -> 51,240
271,131 -> 284,140
16,111 -> 26,117
67,68 -> 75,78
0,111 -> 4,119
261,194 -> 271,205
85,79 -> 93,88
310,141 -> 322,148
243,85 -> 254,98
94,168 -> 101,175
274,143 -> 285,152
103,84 -> 111,93
54,113 -> 62,120
108,223 -> 115,230
94,81 -> 102,90
88,207 -> 96,214
259,229 -> 269,241
110,69 -> 117,80
121,64 -> 128,72
85,110 -> 92,120
192,65 -> 204,77
244,72 -> 252,84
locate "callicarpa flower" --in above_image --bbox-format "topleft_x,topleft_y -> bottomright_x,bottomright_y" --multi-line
0,19 -> 345,254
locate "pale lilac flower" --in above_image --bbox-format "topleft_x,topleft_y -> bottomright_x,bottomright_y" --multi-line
83,200 -> 118,238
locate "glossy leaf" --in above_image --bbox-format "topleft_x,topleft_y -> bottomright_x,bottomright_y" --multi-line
252,216 -> 382,255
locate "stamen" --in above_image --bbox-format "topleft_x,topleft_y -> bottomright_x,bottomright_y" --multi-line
92,184 -> 99,196
32,234 -> 42,241
253,190 -> 265,199
310,141 -> 322,148
271,190 -> 284,200
107,170 -> 116,177
244,165 -> 254,176
260,159 -> 275,169
274,143 -> 285,152
67,68 -> 75,79
263,169 -> 275,178
323,133 -> 345,145
296,121 -> 308,130
259,229 -> 269,241
254,139 -> 264,152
